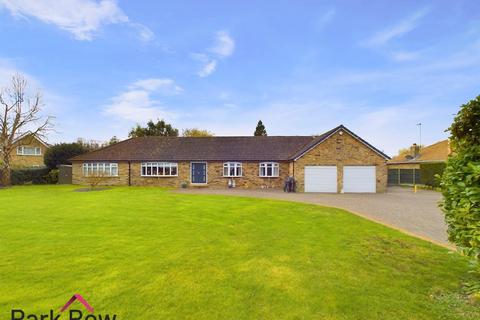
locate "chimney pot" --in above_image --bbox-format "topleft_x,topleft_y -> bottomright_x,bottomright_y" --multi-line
410,143 -> 420,158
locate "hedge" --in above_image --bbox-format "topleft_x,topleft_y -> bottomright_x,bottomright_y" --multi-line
6,168 -> 58,185
419,162 -> 446,187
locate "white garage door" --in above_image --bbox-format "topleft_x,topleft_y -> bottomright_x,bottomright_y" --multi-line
304,166 -> 337,192
343,166 -> 376,193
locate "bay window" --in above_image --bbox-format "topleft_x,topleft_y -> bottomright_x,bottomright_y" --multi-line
223,162 -> 242,177
259,162 -> 279,177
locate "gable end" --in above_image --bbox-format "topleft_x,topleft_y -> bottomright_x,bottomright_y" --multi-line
293,125 -> 390,161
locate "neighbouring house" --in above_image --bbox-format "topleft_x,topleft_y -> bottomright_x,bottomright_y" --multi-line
10,132 -> 50,168
387,140 -> 449,186
70,125 -> 390,193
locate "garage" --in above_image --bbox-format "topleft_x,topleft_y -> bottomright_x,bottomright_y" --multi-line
343,166 -> 376,193
304,166 -> 337,192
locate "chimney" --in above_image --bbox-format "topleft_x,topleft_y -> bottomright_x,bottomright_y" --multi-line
410,143 -> 420,158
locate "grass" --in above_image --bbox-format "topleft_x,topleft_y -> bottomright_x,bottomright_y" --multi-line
0,185 -> 478,319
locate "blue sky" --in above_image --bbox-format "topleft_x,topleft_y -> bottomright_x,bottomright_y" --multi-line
1,0 -> 479,155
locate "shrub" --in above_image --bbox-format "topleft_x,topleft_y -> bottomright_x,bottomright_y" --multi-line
441,145 -> 480,257
44,143 -> 89,169
10,168 -> 51,185
440,95 -> 480,294
85,173 -> 108,188
45,169 -> 59,184
420,163 -> 446,187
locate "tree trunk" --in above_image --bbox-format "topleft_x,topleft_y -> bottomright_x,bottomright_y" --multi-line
0,154 -> 12,186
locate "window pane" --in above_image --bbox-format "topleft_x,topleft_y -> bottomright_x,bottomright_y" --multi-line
21,147 -> 37,155
223,166 -> 229,176
152,166 -> 158,176
267,166 -> 272,176
171,165 -> 177,176
273,166 -> 279,176
159,165 -> 164,175
229,166 -> 235,176
165,165 -> 170,176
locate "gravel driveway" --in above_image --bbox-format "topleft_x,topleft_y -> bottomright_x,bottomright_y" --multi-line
176,187 -> 450,247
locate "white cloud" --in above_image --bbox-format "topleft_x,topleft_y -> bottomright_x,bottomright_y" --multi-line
192,31 -> 235,77
131,78 -> 183,93
209,31 -> 235,57
363,7 -> 430,47
198,60 -> 217,77
192,53 -> 217,77
103,78 -> 181,123
130,22 -> 155,42
390,50 -> 420,62
0,0 -> 153,41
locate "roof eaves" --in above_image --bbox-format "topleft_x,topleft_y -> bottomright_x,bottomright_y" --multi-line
13,131 -> 51,148
68,137 -> 135,162
388,159 -> 446,165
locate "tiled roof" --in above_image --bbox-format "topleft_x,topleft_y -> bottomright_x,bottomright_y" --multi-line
70,135 -> 316,161
71,125 -> 390,162
389,140 -> 449,163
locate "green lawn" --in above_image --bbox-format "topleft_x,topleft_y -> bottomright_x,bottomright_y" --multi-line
0,186 -> 478,319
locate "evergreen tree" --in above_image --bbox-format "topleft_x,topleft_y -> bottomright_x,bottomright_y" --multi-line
254,120 -> 267,136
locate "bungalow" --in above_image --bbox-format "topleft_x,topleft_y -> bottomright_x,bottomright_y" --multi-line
387,140 -> 449,185
70,125 -> 390,193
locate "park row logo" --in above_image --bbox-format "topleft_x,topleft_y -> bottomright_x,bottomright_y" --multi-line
10,294 -> 117,320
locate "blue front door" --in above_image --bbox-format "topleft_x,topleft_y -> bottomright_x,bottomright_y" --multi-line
191,162 -> 207,184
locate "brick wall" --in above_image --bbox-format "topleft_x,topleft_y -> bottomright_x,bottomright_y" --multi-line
72,161 -> 129,186
205,162 -> 289,189
72,161 -> 290,189
294,130 -> 388,192
11,137 -> 48,168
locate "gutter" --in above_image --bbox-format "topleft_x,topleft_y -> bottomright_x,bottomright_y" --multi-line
128,161 -> 131,186
128,161 -> 132,187
387,160 -> 446,165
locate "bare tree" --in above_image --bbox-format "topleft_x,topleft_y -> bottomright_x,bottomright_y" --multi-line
0,74 -> 53,186
85,172 -> 108,189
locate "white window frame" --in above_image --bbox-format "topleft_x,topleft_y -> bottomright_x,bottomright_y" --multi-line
17,146 -> 41,156
82,163 -> 118,177
223,162 -> 242,177
259,162 -> 280,177
141,162 -> 178,177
